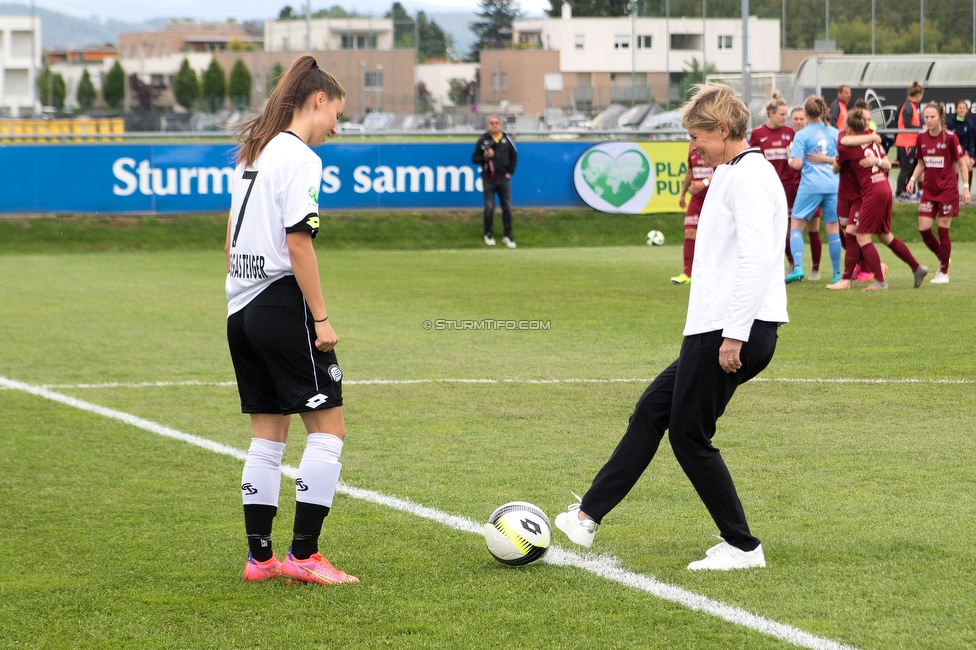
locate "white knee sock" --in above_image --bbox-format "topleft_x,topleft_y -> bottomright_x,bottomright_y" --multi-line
241,438 -> 286,507
296,433 -> 343,508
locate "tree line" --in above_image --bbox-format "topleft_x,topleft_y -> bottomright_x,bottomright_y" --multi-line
38,57 -> 253,115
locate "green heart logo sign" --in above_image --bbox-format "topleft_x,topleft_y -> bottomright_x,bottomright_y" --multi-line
581,150 -> 649,207
574,143 -> 655,213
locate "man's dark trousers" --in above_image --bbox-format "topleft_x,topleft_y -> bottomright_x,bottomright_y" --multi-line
483,174 -> 512,239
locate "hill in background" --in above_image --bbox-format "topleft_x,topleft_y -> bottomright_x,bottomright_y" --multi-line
0,2 -> 478,57
0,3 -> 169,47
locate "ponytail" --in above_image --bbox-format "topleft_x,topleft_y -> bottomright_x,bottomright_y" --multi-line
803,95 -> 829,122
235,56 -> 345,167
765,90 -> 787,116
845,109 -> 867,135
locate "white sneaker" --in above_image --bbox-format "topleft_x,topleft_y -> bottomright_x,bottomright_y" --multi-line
930,272 -> 949,284
808,270 -> 821,281
554,499 -> 598,549
502,236 -> 517,249
687,541 -> 766,571
484,234 -> 496,246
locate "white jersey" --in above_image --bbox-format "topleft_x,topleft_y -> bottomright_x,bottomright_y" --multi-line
226,131 -> 322,315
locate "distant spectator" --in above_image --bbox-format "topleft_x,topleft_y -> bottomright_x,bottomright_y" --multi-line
472,115 -> 518,248
946,100 -> 975,186
895,82 -> 924,199
829,85 -> 851,128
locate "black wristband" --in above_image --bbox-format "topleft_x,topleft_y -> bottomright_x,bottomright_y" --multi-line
313,316 -> 328,323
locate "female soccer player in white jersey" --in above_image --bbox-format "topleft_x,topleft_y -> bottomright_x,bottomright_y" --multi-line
906,102 -> 972,283
226,56 -> 357,585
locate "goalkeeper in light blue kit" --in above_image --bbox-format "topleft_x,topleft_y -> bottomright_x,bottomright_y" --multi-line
786,95 -> 841,284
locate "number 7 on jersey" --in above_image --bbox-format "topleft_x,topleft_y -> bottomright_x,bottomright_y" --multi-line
231,170 -> 259,248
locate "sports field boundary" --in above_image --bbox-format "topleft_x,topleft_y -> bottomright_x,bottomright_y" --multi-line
1,374 -> 858,650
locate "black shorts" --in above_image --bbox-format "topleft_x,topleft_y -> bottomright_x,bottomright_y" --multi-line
227,276 -> 343,415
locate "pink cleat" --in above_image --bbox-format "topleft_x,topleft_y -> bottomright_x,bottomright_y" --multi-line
281,550 -> 359,585
243,553 -> 282,581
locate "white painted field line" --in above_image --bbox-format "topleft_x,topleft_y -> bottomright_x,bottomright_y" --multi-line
1,374 -> 857,650
18,376 -> 973,390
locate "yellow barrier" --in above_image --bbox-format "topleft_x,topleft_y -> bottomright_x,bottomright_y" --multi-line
0,118 -> 126,143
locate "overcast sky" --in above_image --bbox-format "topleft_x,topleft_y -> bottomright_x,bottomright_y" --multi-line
37,0 -> 551,23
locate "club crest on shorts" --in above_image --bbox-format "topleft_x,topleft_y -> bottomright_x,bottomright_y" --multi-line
328,364 -> 343,383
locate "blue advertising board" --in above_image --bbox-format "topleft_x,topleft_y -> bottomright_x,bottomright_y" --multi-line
0,141 -> 594,214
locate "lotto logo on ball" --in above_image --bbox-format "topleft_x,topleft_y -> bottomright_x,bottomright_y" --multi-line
484,501 -> 552,567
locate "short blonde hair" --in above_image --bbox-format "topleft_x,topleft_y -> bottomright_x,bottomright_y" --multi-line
681,83 -> 751,140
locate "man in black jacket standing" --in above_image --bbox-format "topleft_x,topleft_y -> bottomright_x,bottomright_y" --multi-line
472,115 -> 518,248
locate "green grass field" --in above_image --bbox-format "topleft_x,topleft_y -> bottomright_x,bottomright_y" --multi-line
2,203 -> 974,254
1,219 -> 975,649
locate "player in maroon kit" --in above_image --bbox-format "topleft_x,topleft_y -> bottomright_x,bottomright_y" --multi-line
829,109 -> 928,290
906,102 -> 972,283
673,140 -> 713,285
836,99 -> 875,283
751,92 -> 797,272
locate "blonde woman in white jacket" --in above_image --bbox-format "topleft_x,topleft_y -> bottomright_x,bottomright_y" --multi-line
555,84 -> 789,571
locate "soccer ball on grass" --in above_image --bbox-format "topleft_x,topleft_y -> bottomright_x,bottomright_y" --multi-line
646,230 -> 665,246
484,501 -> 552,566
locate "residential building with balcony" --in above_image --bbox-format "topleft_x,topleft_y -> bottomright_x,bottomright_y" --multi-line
0,15 -> 42,117
264,17 -> 394,53
479,5 -> 780,117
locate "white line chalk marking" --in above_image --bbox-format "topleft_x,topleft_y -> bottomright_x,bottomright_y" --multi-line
16,376 -> 973,390
1,374 -> 858,650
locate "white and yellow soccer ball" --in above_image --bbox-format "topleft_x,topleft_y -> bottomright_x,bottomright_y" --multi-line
646,230 -> 665,246
484,501 -> 552,566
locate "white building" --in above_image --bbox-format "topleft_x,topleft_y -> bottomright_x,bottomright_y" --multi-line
498,6 -> 780,107
416,62 -> 478,110
514,15 -> 779,77
264,17 -> 394,53
0,15 -> 42,117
